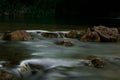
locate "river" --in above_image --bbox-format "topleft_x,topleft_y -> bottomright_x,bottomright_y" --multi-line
0,18 -> 120,80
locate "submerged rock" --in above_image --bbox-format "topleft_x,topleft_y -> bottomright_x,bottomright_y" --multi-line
85,55 -> 105,68
41,32 -> 58,38
3,30 -> 33,41
91,58 -> 105,68
0,69 -> 18,80
55,41 -> 74,47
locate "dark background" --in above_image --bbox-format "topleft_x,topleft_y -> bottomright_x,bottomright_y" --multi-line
0,0 -> 120,25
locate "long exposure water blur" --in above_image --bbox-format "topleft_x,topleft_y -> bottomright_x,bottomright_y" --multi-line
0,17 -> 120,80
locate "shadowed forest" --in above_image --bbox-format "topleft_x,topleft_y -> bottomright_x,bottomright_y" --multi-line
0,0 -> 120,25
0,0 -> 120,18
0,0 -> 57,17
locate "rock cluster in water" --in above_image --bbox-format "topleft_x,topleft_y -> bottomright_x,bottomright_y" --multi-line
80,26 -> 120,42
0,56 -> 107,80
0,26 -> 120,80
0,26 -> 119,43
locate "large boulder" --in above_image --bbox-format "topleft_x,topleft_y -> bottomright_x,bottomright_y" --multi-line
94,26 -> 119,42
80,26 -> 119,42
3,30 -> 33,41
80,28 -> 100,42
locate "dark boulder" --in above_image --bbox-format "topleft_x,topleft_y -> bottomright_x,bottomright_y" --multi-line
80,28 -> 100,42
65,30 -> 85,39
80,26 -> 119,42
65,30 -> 78,38
94,26 -> 119,42
91,58 -> 105,68
55,41 -> 74,47
41,33 -> 58,38
3,30 -> 33,41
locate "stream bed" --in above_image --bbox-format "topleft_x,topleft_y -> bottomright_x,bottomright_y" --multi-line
0,23 -> 120,80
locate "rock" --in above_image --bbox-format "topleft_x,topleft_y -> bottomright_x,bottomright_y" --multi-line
65,30 -> 84,39
55,41 -> 74,47
80,28 -> 100,42
41,33 -> 58,38
3,30 -> 33,41
80,26 -> 119,42
0,69 -> 17,80
65,30 -> 78,38
85,55 -> 105,68
94,26 -> 119,42
91,58 -> 105,68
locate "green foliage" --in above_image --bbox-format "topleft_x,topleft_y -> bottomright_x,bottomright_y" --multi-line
0,0 -> 57,17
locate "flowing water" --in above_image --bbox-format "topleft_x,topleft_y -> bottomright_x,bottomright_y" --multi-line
0,19 -> 120,80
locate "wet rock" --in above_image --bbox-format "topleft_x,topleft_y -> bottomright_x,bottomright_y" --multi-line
41,33 -> 58,38
80,26 -> 119,42
85,55 -> 105,68
80,28 -> 100,42
0,69 -> 17,80
94,26 -> 119,42
55,41 -> 74,47
3,30 -> 33,41
65,30 -> 84,39
91,58 -> 105,68
65,30 -> 78,38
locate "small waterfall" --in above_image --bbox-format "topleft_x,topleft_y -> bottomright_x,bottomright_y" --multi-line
56,32 -> 66,38
55,32 -> 69,42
